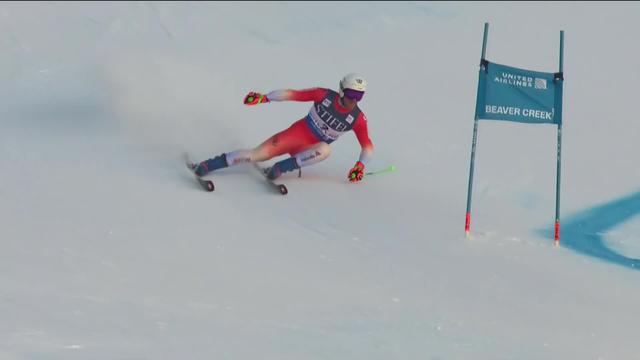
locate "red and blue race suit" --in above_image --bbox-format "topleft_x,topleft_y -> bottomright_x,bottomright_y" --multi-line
262,87 -> 374,164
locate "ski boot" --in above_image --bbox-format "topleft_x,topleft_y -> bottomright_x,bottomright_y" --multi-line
266,157 -> 300,180
194,154 -> 228,176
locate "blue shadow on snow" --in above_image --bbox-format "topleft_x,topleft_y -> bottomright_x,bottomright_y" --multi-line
537,191 -> 640,271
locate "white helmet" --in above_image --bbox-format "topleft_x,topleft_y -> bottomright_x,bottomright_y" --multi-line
339,73 -> 367,97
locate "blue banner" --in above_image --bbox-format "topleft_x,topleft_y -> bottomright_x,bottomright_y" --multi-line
475,61 -> 562,125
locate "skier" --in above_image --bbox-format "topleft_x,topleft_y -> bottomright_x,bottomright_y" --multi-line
193,73 -> 374,183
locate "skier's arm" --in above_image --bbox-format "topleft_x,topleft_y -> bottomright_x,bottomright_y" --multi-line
347,113 -> 374,183
244,88 -> 327,106
265,88 -> 328,102
352,113 -> 374,165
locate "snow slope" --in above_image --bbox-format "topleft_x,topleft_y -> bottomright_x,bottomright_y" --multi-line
1,2 -> 640,359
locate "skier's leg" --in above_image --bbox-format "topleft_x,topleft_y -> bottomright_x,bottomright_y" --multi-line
266,142 -> 331,180
248,118 -> 320,163
223,130 -> 295,166
194,153 -> 229,176
195,142 -> 281,176
293,142 -> 331,168
195,119 -> 317,176
194,148 -> 259,176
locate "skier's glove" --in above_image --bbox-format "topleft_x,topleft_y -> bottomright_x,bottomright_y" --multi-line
348,161 -> 365,183
244,92 -> 270,106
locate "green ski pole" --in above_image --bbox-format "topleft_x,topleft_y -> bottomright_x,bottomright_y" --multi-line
365,165 -> 396,176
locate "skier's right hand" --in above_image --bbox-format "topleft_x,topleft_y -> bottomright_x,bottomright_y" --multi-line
244,92 -> 270,106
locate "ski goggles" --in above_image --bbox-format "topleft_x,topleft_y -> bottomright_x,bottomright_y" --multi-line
343,88 -> 365,101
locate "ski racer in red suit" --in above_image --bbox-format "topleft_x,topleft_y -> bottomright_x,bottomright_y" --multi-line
194,73 -> 374,182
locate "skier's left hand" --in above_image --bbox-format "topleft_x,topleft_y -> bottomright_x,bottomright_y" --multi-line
244,92 -> 270,106
348,161 -> 365,183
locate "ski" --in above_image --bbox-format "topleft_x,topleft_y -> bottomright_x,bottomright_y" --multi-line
184,155 -> 215,192
252,163 -> 288,195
